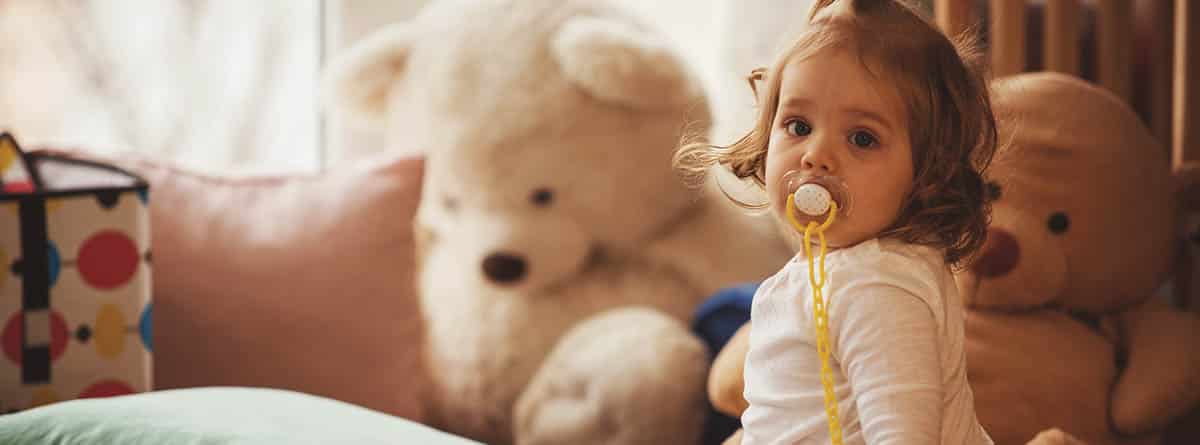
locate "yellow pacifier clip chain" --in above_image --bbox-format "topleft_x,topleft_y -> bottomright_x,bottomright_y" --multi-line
786,198 -> 843,445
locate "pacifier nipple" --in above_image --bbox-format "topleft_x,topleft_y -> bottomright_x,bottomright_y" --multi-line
793,184 -> 832,216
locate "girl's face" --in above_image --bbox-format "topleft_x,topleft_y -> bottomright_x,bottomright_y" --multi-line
764,48 -> 914,249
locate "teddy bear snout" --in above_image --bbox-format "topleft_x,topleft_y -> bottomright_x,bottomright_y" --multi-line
974,228 -> 1020,278
482,252 -> 528,284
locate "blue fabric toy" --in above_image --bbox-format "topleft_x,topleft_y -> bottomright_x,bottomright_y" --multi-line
691,282 -> 760,445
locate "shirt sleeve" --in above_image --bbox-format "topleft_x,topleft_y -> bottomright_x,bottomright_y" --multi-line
832,283 -> 943,444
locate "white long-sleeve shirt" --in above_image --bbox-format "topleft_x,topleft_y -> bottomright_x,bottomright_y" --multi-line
741,238 -> 993,445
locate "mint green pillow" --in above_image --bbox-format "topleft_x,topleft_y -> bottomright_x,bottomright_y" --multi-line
0,387 -> 480,445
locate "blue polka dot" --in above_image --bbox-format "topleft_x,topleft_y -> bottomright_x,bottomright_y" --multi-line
47,241 -> 60,288
138,303 -> 153,351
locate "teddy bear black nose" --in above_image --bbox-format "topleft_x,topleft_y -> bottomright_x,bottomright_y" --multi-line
482,252 -> 527,284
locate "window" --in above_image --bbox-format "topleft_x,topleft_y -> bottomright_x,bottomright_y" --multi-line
0,1 -> 322,173
0,0 -> 739,173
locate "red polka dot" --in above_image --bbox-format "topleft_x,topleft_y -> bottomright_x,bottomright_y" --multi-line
3,181 -> 33,193
2,311 -> 69,364
78,379 -> 135,399
78,231 -> 139,289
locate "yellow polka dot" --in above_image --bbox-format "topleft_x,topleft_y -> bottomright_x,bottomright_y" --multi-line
3,200 -> 62,216
95,304 -> 127,359
45,198 -> 62,214
30,388 -> 60,407
0,136 -> 16,173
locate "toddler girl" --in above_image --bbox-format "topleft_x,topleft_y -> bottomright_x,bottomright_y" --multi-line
677,0 -> 997,443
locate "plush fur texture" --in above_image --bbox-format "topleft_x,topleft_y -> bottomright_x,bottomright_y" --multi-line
324,1 -> 792,444
703,73 -> 1200,445
959,73 -> 1200,445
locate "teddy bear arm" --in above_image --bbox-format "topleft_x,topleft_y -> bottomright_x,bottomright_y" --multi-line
514,307 -> 709,445
1109,298 -> 1200,435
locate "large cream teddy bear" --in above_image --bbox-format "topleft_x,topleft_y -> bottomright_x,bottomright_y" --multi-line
324,1 -> 792,444
702,73 -> 1200,445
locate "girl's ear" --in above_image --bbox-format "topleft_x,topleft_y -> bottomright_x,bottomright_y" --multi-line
551,16 -> 701,110
322,24 -> 415,129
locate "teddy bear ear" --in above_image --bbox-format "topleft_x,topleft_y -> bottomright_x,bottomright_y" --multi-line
551,16 -> 702,110
321,24 -> 415,128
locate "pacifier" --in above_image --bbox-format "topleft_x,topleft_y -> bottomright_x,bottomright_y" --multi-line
780,171 -> 852,223
778,170 -> 853,445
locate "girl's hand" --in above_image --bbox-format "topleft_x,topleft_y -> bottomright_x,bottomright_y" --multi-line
1026,428 -> 1087,445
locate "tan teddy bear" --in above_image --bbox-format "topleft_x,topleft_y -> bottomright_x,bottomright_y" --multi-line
704,73 -> 1200,445
959,73 -> 1200,445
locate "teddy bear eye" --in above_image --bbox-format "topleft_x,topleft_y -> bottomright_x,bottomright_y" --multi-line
1048,212 -> 1070,234
443,195 -> 459,212
531,188 -> 554,207
986,181 -> 1002,201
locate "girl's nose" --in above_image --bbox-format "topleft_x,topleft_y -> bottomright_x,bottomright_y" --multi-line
801,140 -> 836,173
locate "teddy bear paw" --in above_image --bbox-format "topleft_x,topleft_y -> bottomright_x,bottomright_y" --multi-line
513,307 -> 710,445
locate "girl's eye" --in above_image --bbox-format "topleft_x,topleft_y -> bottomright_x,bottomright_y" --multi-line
786,119 -> 812,137
849,130 -> 877,148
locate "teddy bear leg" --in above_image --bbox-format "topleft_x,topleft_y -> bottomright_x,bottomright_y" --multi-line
514,307 -> 710,445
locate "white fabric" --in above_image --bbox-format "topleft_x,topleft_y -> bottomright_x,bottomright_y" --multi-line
741,238 -> 993,445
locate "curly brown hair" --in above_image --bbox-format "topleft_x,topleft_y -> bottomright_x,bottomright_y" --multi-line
675,0 -> 997,268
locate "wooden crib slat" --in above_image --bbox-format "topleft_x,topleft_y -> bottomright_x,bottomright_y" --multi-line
1143,0 -> 1176,147
990,1 -> 1027,77
1095,0 -> 1133,102
1175,0 -> 1200,180
1173,0 -> 1198,311
1044,0 -> 1081,75
935,0 -> 971,38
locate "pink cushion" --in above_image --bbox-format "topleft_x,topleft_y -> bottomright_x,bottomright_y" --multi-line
43,149 -> 428,421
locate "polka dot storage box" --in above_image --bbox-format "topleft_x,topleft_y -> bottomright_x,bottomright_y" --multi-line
0,133 -> 152,413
